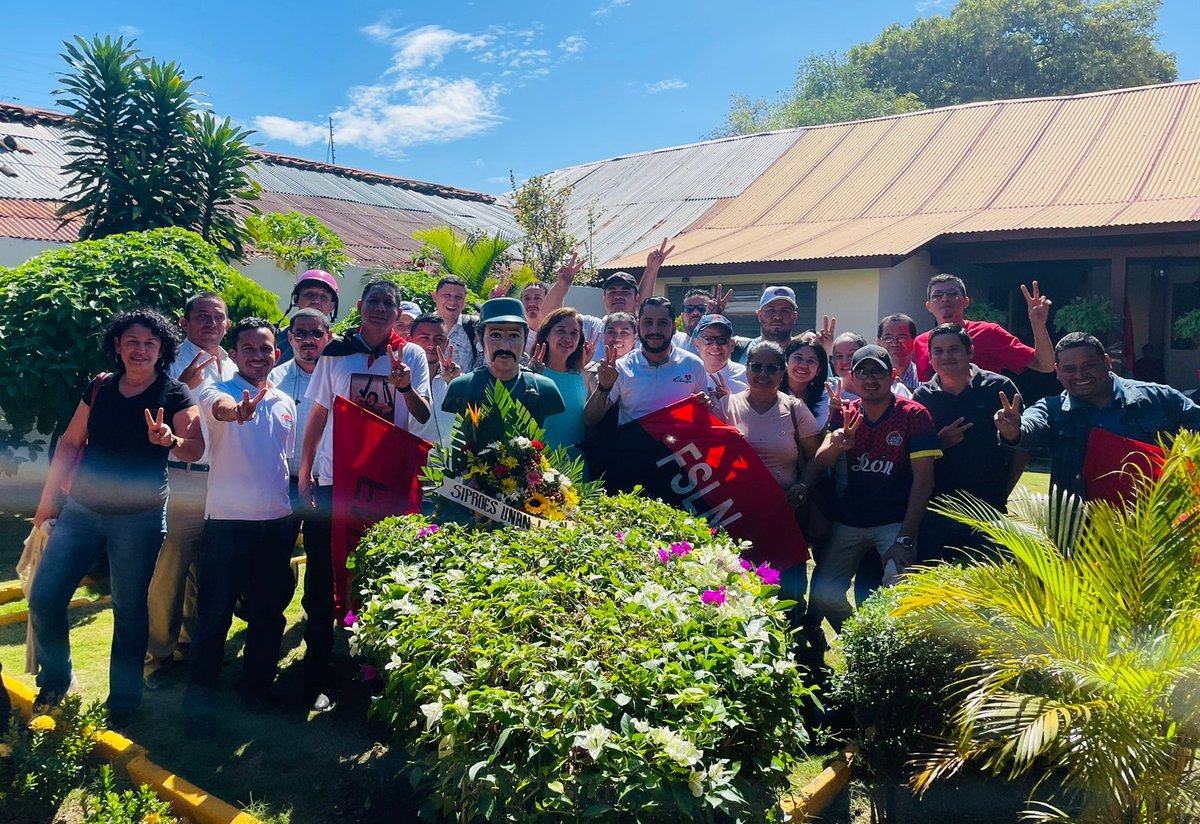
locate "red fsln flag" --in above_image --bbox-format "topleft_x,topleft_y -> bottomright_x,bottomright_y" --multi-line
1083,427 -> 1164,508
581,396 -> 807,569
331,396 -> 431,615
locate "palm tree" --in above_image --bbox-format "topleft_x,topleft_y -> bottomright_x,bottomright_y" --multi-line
412,226 -> 529,296
895,431 -> 1200,823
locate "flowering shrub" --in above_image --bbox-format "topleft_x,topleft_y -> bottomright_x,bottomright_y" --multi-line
349,493 -> 813,821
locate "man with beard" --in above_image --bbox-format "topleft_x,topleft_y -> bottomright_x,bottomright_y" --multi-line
442,297 -> 564,426
912,273 -> 1054,381
733,286 -> 800,364
541,240 -> 673,362
297,279 -> 430,709
585,297 -> 712,427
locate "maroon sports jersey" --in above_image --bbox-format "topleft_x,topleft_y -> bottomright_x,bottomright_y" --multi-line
837,396 -> 941,527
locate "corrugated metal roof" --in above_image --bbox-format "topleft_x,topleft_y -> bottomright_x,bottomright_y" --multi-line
0,199 -> 79,242
604,81 -> 1200,269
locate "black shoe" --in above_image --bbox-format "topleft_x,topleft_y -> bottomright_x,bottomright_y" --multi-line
106,706 -> 136,731
33,688 -> 65,712
144,668 -> 176,691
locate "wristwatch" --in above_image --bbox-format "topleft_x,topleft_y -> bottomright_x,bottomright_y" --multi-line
895,536 -> 914,548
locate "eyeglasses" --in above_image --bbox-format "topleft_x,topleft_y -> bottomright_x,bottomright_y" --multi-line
879,335 -> 912,345
699,336 -> 730,346
748,362 -> 782,375
681,305 -> 708,314
929,290 -> 963,301
290,328 -> 327,340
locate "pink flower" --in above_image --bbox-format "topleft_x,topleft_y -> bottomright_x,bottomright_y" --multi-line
710,527 -> 718,536
360,663 -> 379,682
526,471 -> 543,486
740,559 -> 754,572
670,541 -> 693,556
417,524 -> 440,539
343,610 -> 358,627
657,548 -> 672,564
755,563 -> 781,586
701,587 -> 727,606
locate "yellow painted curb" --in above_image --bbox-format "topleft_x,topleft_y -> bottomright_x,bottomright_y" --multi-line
0,584 -> 23,605
93,728 -> 149,770
127,755 -> 260,824
2,671 -> 36,715
0,594 -> 112,626
779,743 -> 858,822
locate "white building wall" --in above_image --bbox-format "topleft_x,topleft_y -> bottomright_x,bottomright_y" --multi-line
0,237 -> 67,268
876,251 -> 938,334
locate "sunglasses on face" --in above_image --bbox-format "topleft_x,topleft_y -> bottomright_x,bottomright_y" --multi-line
699,336 -> 730,346
290,328 -> 327,340
748,362 -> 782,375
681,305 -> 708,314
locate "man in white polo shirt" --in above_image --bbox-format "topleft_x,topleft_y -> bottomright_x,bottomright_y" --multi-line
693,314 -> 748,398
585,296 -> 712,427
184,319 -> 296,732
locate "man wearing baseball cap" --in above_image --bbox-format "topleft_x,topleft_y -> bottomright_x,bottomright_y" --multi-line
442,297 -> 564,427
807,344 -> 940,636
732,286 -> 800,364
540,240 -> 674,362
694,314 -> 747,396
396,301 -> 422,339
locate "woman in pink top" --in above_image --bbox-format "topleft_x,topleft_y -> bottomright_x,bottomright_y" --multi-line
715,341 -> 821,632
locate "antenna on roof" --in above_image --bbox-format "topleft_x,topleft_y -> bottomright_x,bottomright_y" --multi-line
328,116 -> 336,166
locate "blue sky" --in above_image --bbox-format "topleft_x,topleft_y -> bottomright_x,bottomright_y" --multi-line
4,1 -> 1198,195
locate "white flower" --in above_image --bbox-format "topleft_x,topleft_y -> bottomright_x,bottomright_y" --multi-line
733,658 -> 755,678
662,733 -> 702,767
420,701 -> 444,731
773,659 -> 796,673
574,724 -> 611,760
688,768 -> 705,797
511,436 -> 531,449
631,718 -> 651,734
388,595 -> 420,615
745,617 -> 769,644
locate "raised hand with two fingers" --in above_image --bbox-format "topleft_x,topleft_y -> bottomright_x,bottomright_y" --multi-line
582,330 -> 602,364
1021,281 -> 1052,326
178,351 -> 216,390
645,237 -> 674,270
830,405 -> 862,452
709,283 -> 734,315
937,416 -> 974,449
993,391 -> 1023,442
386,345 -> 412,390
144,407 -> 177,448
436,344 -> 462,381
233,387 -> 268,424
554,252 -> 585,287
816,315 -> 837,353
528,343 -> 548,374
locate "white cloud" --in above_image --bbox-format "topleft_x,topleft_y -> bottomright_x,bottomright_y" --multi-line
334,77 -> 502,154
386,25 -> 493,72
646,78 -> 687,94
559,35 -> 586,57
254,115 -> 328,146
118,25 -> 141,37
592,0 -> 631,17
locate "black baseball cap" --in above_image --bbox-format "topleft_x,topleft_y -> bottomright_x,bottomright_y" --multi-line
602,271 -> 638,291
851,344 -> 892,373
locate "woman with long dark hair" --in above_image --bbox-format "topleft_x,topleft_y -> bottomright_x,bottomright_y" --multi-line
530,307 -> 595,454
782,333 -> 832,431
29,308 -> 203,729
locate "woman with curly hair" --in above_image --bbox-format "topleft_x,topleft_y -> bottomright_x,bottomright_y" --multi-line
29,307 -> 203,729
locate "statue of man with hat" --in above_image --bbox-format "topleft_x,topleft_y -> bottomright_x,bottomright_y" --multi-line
442,297 -> 565,427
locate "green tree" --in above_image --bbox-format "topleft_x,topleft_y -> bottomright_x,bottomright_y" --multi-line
849,0 -> 1177,109
713,52 -> 924,136
412,225 -> 518,295
246,211 -> 351,275
511,173 -> 577,281
895,432 -> 1200,821
0,228 -> 239,448
55,35 -> 259,259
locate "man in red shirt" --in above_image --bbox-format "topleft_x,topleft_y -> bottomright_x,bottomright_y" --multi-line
912,274 -> 1055,382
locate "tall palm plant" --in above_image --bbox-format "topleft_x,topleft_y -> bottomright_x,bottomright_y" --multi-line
895,431 -> 1200,823
412,226 -> 529,296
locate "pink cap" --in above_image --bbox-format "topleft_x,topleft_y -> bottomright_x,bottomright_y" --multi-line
296,269 -> 339,295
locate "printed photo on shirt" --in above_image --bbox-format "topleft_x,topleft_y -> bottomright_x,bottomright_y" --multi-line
350,373 -> 395,421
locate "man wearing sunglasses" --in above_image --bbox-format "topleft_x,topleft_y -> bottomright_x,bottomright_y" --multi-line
808,345 -> 940,633
912,273 -> 1055,382
694,314 -> 747,398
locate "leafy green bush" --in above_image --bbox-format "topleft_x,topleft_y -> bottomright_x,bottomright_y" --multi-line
0,227 -> 238,442
1174,307 -> 1200,343
829,576 -> 975,787
1053,296 -> 1120,340
246,211 -> 350,276
82,766 -> 177,824
349,493 -> 814,822
963,300 -> 1006,324
332,268 -> 483,336
220,271 -> 283,326
0,695 -> 106,820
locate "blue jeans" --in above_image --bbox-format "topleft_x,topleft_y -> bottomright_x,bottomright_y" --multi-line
28,497 -> 166,712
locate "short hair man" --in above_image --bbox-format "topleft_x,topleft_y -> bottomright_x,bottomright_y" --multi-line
144,292 -> 237,688
733,286 -> 800,364
407,312 -> 463,449
878,313 -> 919,391
675,288 -> 714,351
442,297 -> 565,426
913,324 -> 1028,563
432,275 -> 483,372
995,332 -> 1200,499
185,319 -> 296,730
694,314 -> 748,396
297,279 -> 431,707
808,345 -> 941,632
541,240 -> 673,362
912,274 -> 1054,382
585,297 -> 712,427
521,282 -> 548,340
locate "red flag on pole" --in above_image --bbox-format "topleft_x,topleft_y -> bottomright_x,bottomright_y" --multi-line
1082,427 -> 1164,507
331,396 -> 431,615
580,397 -> 807,569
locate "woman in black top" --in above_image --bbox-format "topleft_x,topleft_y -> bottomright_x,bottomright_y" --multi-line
29,308 -> 203,729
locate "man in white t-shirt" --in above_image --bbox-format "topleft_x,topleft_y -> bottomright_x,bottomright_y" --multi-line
407,313 -> 462,450
296,279 -> 430,707
185,319 -> 296,731
146,292 -> 238,688
432,275 -> 483,372
732,285 -> 801,364
585,297 -> 713,427
693,314 -> 748,397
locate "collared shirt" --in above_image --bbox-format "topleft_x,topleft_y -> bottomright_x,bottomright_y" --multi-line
609,346 -> 713,426
268,359 -> 316,477
199,374 -> 295,521
914,366 -> 1020,509
442,366 -> 565,426
1015,373 -> 1200,497
898,360 -> 919,391
447,317 -> 483,372
914,320 -> 1035,382
168,338 -> 237,466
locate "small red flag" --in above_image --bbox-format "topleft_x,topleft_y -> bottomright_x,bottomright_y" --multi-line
1083,427 -> 1164,507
